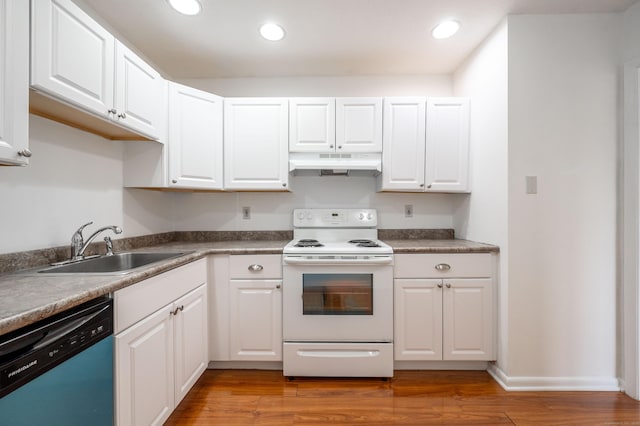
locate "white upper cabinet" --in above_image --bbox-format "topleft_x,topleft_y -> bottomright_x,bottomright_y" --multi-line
224,98 -> 289,190
31,0 -> 114,116
114,41 -> 166,140
379,97 -> 470,193
0,0 -> 29,165
380,97 -> 427,191
336,97 -> 383,152
168,82 -> 223,189
425,98 -> 470,193
31,0 -> 166,141
289,98 -> 335,152
289,97 -> 383,153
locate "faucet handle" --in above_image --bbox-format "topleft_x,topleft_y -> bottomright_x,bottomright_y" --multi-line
73,221 -> 93,238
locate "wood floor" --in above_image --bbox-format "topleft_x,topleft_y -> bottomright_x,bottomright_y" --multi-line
166,370 -> 640,425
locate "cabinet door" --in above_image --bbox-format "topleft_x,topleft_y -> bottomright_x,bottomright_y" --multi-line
425,98 -> 470,192
114,41 -> 166,140
442,279 -> 494,361
168,83 -> 223,189
380,97 -> 426,191
116,304 -> 175,426
0,0 -> 29,165
173,284 -> 208,404
394,279 -> 442,361
31,0 -> 114,117
336,98 -> 382,152
289,98 -> 335,152
229,279 -> 282,361
224,98 -> 289,190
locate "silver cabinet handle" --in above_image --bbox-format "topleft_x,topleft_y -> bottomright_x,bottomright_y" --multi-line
248,264 -> 264,272
329,145 -> 334,148
118,112 -> 127,119
171,305 -> 184,316
172,179 -> 178,184
435,263 -> 451,272
437,283 -> 443,289
108,108 -> 117,115
337,146 -> 342,149
282,183 -> 287,187
419,183 -> 425,187
427,184 -> 432,189
445,283 -> 451,289
18,149 -> 32,158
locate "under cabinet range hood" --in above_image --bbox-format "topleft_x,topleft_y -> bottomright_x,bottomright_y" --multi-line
289,152 -> 382,175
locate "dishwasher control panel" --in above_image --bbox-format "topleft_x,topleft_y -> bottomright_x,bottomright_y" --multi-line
0,297 -> 113,397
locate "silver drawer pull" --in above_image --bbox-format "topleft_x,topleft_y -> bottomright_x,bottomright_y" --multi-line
435,263 -> 451,272
248,264 -> 264,272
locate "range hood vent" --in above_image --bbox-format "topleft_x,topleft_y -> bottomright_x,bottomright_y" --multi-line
289,152 -> 382,175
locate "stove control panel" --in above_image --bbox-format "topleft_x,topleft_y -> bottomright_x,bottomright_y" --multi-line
293,209 -> 377,228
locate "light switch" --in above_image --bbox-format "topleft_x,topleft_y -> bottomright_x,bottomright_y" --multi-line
526,176 -> 538,195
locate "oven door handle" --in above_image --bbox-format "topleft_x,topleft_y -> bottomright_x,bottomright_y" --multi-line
283,256 -> 393,265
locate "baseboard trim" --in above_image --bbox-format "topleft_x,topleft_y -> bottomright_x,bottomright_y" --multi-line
394,361 -> 489,370
208,361 -> 283,370
487,364 -> 621,391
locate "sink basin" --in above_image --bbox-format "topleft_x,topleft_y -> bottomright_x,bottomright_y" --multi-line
38,252 -> 192,274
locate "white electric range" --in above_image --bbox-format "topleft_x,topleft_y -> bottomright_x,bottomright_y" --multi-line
282,208 -> 394,378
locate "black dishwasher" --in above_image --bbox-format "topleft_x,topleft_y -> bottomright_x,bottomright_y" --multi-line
0,296 -> 113,425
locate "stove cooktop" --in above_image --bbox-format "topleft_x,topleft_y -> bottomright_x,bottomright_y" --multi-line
284,238 -> 393,255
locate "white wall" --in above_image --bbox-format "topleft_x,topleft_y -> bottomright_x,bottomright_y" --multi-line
172,175 -> 461,231
623,1 -> 640,62
505,14 -> 620,386
0,116 -> 174,254
179,75 -> 451,97
170,75 -> 462,232
0,75 -> 459,255
452,21 -> 509,372
622,0 -> 640,400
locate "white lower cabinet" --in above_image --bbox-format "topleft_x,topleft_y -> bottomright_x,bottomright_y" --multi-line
115,259 -> 208,426
229,279 -> 282,361
394,253 -> 495,361
209,254 -> 282,363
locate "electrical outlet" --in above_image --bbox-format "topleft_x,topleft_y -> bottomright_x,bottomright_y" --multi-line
404,204 -> 413,218
242,206 -> 251,220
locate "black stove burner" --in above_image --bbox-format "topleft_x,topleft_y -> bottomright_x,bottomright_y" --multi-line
294,239 -> 324,248
348,239 -> 382,248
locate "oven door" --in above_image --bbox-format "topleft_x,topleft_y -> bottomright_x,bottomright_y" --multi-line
282,258 -> 393,342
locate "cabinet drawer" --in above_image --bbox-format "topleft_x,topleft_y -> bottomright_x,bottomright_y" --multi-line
229,255 -> 282,279
394,253 -> 492,278
114,258 -> 207,333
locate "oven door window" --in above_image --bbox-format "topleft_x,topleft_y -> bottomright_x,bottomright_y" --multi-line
302,274 -> 373,315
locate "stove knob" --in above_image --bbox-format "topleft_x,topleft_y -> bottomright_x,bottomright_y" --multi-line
359,212 -> 365,220
297,211 -> 306,220
367,213 -> 373,220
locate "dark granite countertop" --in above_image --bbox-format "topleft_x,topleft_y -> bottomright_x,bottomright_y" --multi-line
0,233 -> 498,337
0,241 -> 288,336
384,239 -> 499,253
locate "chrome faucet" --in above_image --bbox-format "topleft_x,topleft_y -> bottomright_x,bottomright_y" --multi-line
71,222 -> 123,261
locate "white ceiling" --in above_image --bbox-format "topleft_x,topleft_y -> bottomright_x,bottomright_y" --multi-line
78,0 -> 637,79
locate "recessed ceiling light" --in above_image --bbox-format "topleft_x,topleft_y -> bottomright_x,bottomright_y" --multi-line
431,20 -> 460,39
260,23 -> 286,41
167,0 -> 201,16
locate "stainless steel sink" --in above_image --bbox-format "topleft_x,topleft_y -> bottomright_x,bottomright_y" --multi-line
37,251 -> 192,274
